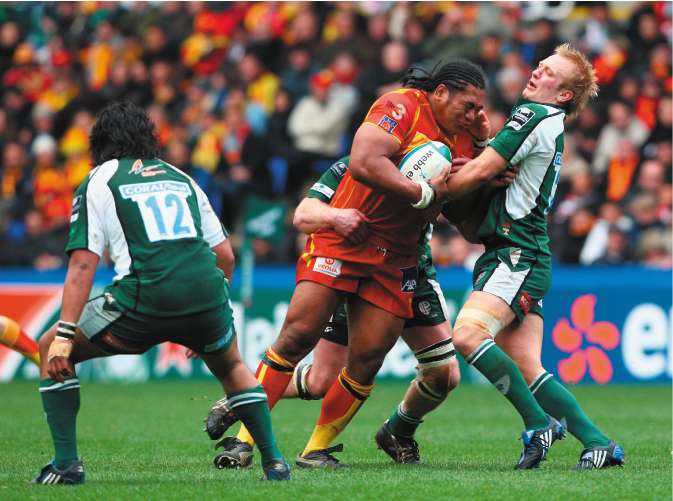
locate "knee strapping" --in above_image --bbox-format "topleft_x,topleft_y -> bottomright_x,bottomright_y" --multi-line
415,365 -> 451,402
455,301 -> 507,338
414,338 -> 455,370
294,363 -> 320,400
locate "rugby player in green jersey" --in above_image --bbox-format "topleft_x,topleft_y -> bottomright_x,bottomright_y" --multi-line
208,156 -> 469,467
33,102 -> 290,484
445,44 -> 624,470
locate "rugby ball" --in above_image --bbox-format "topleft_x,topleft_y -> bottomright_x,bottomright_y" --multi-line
398,141 -> 452,183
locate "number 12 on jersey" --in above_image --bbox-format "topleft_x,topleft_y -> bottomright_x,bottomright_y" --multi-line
120,181 -> 197,242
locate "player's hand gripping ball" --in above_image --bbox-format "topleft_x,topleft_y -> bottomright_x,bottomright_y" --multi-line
398,141 -> 452,182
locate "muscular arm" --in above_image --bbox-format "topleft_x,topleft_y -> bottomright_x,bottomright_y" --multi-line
445,147 -> 508,200
293,197 -> 369,244
349,124 -> 423,203
60,250 -> 99,324
212,239 -> 235,281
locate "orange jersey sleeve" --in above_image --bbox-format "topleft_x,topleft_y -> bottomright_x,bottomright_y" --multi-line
362,90 -> 422,145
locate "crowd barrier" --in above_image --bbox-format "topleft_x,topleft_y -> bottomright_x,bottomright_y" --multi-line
0,266 -> 670,384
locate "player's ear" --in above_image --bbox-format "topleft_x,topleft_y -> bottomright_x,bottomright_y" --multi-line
557,88 -> 574,105
433,84 -> 449,102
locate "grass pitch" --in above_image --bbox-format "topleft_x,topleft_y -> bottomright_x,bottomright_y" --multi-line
1,380 -> 670,500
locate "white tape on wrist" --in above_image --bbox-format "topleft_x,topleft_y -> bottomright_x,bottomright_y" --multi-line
472,137 -> 490,149
411,181 -> 435,209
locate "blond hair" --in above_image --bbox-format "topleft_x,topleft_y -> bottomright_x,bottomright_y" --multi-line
555,43 -> 599,117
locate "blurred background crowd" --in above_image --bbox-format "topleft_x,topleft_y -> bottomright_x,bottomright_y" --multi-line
0,1 -> 670,270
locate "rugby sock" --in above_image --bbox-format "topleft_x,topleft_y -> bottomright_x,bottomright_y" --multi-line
0,316 -> 40,366
387,403 -> 423,438
530,371 -> 610,448
237,348 -> 295,445
302,368 -> 372,456
466,340 -> 548,430
39,378 -> 80,468
228,385 -> 283,464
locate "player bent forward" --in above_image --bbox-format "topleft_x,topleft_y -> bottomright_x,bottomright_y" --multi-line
33,102 -> 290,484
206,156 -> 463,467
446,44 -> 624,470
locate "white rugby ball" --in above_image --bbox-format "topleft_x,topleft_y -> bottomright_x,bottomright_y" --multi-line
398,141 -> 452,183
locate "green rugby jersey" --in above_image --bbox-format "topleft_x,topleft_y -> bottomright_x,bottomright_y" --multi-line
67,158 -> 229,316
307,156 -> 435,280
478,99 -> 566,254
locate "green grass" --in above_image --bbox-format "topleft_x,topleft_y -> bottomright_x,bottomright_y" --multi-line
1,380 -> 670,500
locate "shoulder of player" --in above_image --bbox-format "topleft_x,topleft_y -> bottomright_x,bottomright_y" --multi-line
505,103 -> 565,133
375,88 -> 423,112
82,159 -> 118,194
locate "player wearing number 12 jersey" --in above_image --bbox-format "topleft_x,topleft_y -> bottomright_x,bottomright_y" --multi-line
33,102 -> 290,484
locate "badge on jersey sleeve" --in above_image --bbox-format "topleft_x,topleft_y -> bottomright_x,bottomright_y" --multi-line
378,115 -> 399,134
506,107 -> 535,131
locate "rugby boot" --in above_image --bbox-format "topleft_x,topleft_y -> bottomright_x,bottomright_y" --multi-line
296,444 -> 348,469
375,420 -> 421,464
576,441 -> 625,470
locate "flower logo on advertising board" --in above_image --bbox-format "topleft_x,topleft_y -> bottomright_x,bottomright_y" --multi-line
551,294 -> 620,384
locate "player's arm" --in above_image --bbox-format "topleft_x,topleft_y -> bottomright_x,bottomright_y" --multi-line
48,174 -> 106,381
444,147 -> 508,200
212,239 -> 234,281
350,124 -> 449,205
293,197 -> 369,244
349,124 -> 420,203
293,157 -> 369,244
48,249 -> 100,382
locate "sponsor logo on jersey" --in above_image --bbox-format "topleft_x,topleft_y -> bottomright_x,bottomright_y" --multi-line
120,181 -> 190,198
506,106 -> 535,131
391,103 -> 406,120
70,195 -> 82,222
519,291 -> 533,315
418,300 -> 431,316
500,223 -> 511,235
378,115 -> 398,134
329,160 -> 348,179
313,257 -> 342,278
400,266 -> 418,293
553,151 -> 562,167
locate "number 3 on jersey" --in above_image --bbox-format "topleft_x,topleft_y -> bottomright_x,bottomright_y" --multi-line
120,181 -> 197,242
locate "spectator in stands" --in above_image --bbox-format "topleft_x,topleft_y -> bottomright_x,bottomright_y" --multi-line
0,2 -> 669,269
288,70 -> 351,168
593,100 -> 649,175
31,134 -> 71,231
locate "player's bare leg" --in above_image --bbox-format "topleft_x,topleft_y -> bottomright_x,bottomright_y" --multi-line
203,341 -> 289,478
234,281 -> 341,445
496,316 -> 623,469
298,298 -> 404,468
376,321 -> 459,463
453,291 -> 563,469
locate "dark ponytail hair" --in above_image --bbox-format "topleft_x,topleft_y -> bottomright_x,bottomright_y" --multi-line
402,60 -> 486,93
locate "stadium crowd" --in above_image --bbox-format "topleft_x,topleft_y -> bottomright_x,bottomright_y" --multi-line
0,1 -> 670,270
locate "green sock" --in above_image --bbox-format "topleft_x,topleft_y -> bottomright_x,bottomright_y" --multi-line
228,385 -> 283,465
467,340 -> 548,430
39,378 -> 81,468
387,404 -> 423,438
530,372 -> 610,448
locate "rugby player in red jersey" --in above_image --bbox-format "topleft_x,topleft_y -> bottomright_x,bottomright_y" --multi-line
224,61 -> 489,468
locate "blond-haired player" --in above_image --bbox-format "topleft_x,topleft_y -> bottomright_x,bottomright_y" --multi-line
445,44 -> 624,470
